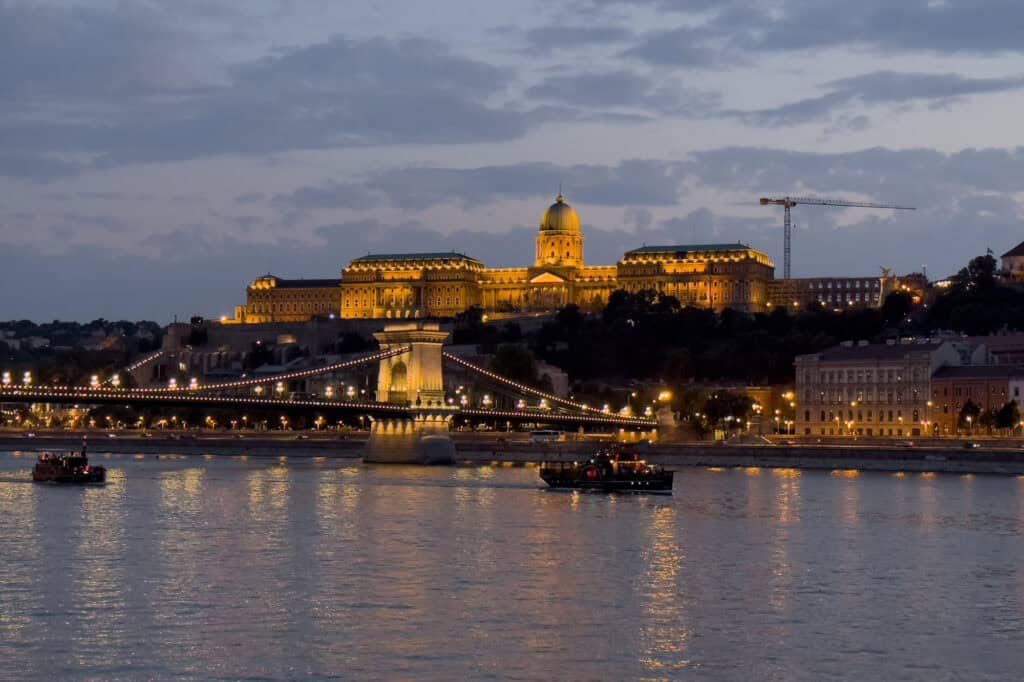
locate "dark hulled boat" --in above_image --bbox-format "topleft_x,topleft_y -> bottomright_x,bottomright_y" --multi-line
539,449 -> 673,494
32,447 -> 106,485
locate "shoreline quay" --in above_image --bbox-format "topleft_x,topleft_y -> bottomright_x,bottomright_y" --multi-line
4,434 -> 1024,475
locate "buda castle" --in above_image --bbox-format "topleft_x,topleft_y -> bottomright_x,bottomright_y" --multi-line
229,195 -> 776,323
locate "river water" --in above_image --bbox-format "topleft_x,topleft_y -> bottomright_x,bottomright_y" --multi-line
1,452 -> 1022,681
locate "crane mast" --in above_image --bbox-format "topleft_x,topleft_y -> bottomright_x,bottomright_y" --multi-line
759,196 -> 915,279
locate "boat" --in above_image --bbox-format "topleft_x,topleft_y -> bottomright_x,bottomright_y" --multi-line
539,448 -> 673,494
32,446 -> 106,485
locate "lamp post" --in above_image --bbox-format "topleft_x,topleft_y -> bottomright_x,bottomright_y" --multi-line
966,414 -> 973,435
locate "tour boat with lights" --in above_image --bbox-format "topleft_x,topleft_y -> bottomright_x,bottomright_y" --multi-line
539,449 -> 673,494
32,446 -> 106,485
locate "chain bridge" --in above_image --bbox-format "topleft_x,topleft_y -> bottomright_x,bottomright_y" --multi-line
0,323 -> 657,463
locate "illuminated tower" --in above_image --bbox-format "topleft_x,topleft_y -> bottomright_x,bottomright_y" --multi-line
535,194 -> 583,269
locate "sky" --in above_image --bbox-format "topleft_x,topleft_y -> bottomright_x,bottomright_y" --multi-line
3,0 -> 1024,322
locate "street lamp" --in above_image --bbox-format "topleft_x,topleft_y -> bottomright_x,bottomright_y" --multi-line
346,385 -> 355,400
1,371 -> 9,386
189,377 -> 199,390
90,374 -> 100,388
111,374 -> 121,388
966,415 -> 973,435
254,385 -> 264,396
22,371 -> 32,386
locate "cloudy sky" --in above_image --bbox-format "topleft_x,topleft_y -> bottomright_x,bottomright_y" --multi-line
3,0 -> 1024,322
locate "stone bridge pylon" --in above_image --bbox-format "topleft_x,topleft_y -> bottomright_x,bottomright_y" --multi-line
364,322 -> 456,464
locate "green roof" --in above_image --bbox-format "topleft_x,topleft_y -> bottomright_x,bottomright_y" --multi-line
625,243 -> 752,255
351,251 -> 481,263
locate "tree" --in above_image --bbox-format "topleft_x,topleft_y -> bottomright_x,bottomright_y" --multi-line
955,254 -> 997,291
979,408 -> 998,433
702,391 -> 753,430
996,400 -> 1020,431
490,344 -> 538,386
881,291 -> 913,325
958,399 -> 981,431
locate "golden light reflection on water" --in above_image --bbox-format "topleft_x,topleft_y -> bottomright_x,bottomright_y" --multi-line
744,467 -> 762,476
769,472 -> 800,614
639,505 -> 691,674
72,468 -> 128,663
0,476 -> 39,664
840,471 -> 860,527
919,473 -> 938,531
775,470 -> 801,526
154,468 -> 208,666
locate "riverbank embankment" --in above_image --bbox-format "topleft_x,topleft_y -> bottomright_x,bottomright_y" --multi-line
5,434 -> 1024,474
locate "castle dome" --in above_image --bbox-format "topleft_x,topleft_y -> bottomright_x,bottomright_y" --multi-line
539,194 -> 580,233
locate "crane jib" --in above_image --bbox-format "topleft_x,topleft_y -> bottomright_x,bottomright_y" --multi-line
759,195 -> 917,278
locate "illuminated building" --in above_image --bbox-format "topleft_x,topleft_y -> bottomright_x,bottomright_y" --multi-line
1001,240 -> 1024,282
765,273 -> 928,311
930,366 -> 1024,435
232,275 -> 341,323
229,194 -> 775,322
795,339 -> 985,438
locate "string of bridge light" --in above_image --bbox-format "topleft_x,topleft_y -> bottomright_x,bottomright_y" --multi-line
1,346 -> 410,395
457,407 -> 655,427
120,351 -> 165,375
0,386 -> 409,411
0,385 -> 655,426
442,352 -> 652,422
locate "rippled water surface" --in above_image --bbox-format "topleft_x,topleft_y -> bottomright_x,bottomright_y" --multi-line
1,453 -> 1023,681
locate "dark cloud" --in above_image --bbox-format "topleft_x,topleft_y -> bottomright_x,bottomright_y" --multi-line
234,192 -> 266,205
0,2 -> 194,99
729,72 -> 1024,127
620,26 -> 729,67
271,182 -> 381,211
524,25 -> 634,52
0,8 -> 541,175
618,0 -> 1024,67
273,160 -> 689,215
525,70 -> 719,116
686,146 -> 1024,212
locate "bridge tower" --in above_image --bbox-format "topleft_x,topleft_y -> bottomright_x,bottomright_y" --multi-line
365,322 -> 456,464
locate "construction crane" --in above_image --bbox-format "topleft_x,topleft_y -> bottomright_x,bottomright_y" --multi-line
759,196 -> 916,279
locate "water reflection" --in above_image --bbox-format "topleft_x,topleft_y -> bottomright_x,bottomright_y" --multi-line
1,455 -> 1023,680
639,505 -> 690,676
0,477 -> 40,681
71,468 -> 128,668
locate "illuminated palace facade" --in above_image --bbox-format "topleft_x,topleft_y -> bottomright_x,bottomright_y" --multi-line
229,195 -> 776,323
